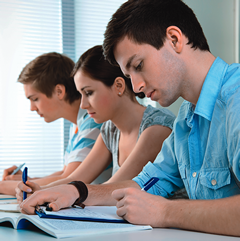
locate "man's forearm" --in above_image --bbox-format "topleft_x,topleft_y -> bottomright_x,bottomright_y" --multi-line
85,180 -> 139,206
164,195 -> 240,236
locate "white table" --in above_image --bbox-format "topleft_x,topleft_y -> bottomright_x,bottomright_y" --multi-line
0,226 -> 239,241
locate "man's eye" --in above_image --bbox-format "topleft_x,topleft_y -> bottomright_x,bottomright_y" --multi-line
32,98 -> 38,101
135,61 -> 143,71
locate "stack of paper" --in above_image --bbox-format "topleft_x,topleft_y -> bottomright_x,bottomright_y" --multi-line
0,194 -> 17,204
0,195 -> 19,212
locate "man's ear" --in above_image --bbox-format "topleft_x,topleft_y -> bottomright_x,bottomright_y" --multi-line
55,84 -> 66,100
114,77 -> 126,96
166,26 -> 183,53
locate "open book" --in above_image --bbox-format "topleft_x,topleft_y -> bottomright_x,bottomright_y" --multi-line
0,206 -> 152,239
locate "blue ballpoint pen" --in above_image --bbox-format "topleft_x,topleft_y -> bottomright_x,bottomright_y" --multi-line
12,163 -> 25,175
22,167 -> 28,200
141,177 -> 159,191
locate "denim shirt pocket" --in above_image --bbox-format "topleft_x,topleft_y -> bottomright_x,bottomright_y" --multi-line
199,168 -> 231,190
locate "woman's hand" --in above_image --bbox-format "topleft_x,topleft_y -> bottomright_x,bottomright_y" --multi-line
15,180 -> 41,203
2,165 -> 22,181
19,184 -> 79,214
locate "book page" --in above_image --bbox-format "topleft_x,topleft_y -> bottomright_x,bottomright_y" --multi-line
43,206 -> 123,220
31,215 -> 152,239
0,204 -> 20,213
0,212 -> 21,229
9,211 -> 152,239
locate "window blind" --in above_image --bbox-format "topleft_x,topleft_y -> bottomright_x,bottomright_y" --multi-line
74,0 -> 126,60
0,0 -> 64,177
0,0 -> 154,179
62,0 -> 75,152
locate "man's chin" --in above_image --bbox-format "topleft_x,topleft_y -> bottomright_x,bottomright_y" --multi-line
157,99 -> 173,108
44,118 -> 52,123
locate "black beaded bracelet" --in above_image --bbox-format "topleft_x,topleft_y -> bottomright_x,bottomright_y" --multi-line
68,181 -> 88,208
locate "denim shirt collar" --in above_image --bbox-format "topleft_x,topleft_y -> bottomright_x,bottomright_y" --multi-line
193,57 -> 228,121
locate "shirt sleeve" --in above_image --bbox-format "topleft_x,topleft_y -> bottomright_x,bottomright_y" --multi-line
226,87 -> 240,183
100,120 -> 117,152
133,131 -> 184,198
140,106 -> 176,132
64,115 -> 102,165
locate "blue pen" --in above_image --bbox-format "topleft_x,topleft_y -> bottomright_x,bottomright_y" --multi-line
22,167 -> 28,201
12,163 -> 25,175
141,177 -> 159,191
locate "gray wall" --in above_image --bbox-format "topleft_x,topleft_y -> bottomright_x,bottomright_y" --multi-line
184,0 -> 237,64
161,0 -> 239,116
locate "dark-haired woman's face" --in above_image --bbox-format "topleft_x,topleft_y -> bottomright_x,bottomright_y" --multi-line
74,70 -> 118,123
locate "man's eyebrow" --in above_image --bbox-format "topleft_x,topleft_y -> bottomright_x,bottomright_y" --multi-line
125,54 -> 137,70
26,94 -> 35,99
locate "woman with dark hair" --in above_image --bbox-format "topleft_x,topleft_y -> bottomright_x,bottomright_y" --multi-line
16,45 -> 175,198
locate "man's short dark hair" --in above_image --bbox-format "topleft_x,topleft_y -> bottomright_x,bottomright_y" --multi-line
103,0 -> 210,65
18,52 -> 80,104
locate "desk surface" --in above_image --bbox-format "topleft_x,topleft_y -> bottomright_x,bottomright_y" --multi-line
0,226 -> 239,241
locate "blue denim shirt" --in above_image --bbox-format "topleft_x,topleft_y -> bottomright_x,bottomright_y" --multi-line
133,57 -> 240,200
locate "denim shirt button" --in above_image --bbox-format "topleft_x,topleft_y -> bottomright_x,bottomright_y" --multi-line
211,179 -> 217,186
192,172 -> 197,178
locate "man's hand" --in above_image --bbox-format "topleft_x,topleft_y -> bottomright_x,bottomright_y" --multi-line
2,165 -> 23,181
113,188 -> 240,237
112,187 -> 168,227
20,184 -> 79,214
16,180 -> 41,203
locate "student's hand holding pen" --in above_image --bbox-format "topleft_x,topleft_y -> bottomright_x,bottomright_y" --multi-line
112,177 -> 162,226
2,165 -> 22,181
19,184 -> 79,215
112,187 -> 169,227
15,180 -> 41,204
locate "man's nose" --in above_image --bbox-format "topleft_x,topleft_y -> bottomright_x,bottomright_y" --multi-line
30,101 -> 37,111
130,74 -> 145,93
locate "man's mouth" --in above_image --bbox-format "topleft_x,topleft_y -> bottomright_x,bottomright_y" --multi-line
146,90 -> 155,99
88,112 -> 96,117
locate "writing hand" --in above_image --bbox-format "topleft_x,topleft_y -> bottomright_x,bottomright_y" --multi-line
15,180 -> 41,203
2,165 -> 20,180
112,187 -> 168,227
19,184 -> 79,215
